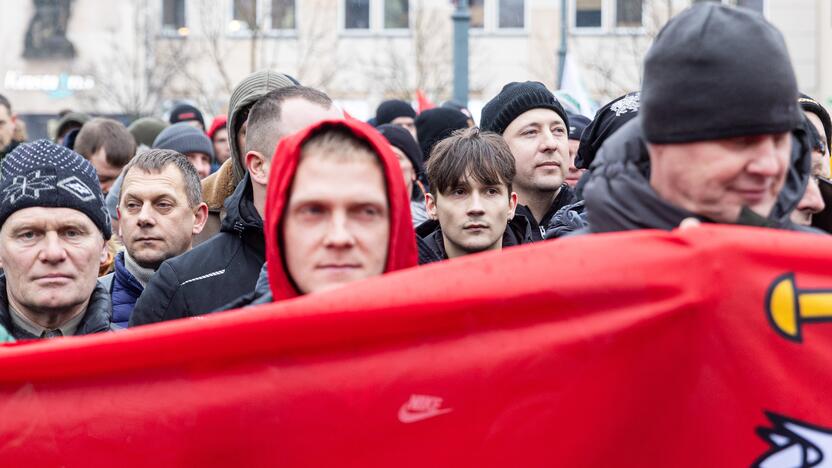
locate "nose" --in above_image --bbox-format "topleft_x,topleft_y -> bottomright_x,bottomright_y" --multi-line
323,211 -> 355,248
38,232 -> 67,264
797,177 -> 825,216
467,191 -> 486,216
539,128 -> 560,153
137,202 -> 155,227
746,135 -> 787,177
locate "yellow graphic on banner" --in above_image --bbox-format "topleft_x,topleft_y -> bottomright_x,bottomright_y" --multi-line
766,273 -> 832,342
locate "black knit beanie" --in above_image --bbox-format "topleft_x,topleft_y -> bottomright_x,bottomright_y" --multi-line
641,3 -> 801,144
375,100 -> 416,126
415,108 -> 470,161
567,113 -> 591,140
169,104 -> 205,129
799,93 -> 831,145
377,124 -> 424,176
0,140 -> 112,239
576,92 -> 640,169
480,81 -> 570,136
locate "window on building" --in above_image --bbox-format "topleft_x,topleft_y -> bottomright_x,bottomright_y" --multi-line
616,0 -> 642,27
162,0 -> 186,30
384,0 -> 409,28
345,0 -> 371,29
498,0 -> 524,28
271,0 -> 296,30
575,0 -> 602,28
234,0 -> 259,29
469,0 -> 484,28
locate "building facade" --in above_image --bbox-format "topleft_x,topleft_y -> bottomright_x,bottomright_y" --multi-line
0,0 -> 828,138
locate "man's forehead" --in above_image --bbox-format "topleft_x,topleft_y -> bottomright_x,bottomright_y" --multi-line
290,156 -> 386,200
509,108 -> 564,128
3,207 -> 95,227
123,166 -> 186,193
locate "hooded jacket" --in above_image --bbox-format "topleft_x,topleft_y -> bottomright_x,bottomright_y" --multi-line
583,116 -> 814,233
515,184 -> 578,241
415,215 -> 534,264
197,71 -> 299,245
0,276 -> 115,340
264,119 -> 418,301
128,173 -> 266,327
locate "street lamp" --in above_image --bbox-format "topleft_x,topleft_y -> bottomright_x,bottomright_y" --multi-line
452,0 -> 470,106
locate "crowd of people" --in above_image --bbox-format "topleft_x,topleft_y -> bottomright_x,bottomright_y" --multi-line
0,2 -> 828,341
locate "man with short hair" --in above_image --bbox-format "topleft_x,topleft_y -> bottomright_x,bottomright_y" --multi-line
0,140 -> 116,339
130,86 -> 342,326
262,119 -> 417,301
99,149 -> 208,327
152,123 -> 214,179
0,94 -> 19,161
480,81 -> 577,241
418,127 -> 530,264
583,3 -> 814,233
564,113 -> 591,188
75,118 -> 137,195
375,99 -> 417,139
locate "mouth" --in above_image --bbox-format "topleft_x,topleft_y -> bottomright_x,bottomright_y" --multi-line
734,188 -> 769,204
316,264 -> 361,271
535,161 -> 561,170
134,237 -> 162,243
35,274 -> 73,282
464,223 -> 489,231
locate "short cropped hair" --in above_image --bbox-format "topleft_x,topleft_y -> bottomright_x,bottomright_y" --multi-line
300,125 -> 379,167
426,127 -> 516,197
75,118 -> 136,168
0,94 -> 11,114
246,86 -> 334,159
119,149 -> 202,208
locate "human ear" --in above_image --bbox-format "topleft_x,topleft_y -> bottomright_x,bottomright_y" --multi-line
425,193 -> 438,220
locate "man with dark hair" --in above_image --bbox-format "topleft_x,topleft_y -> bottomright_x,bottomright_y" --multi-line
584,3 -> 814,233
0,94 -> 19,161
75,118 -> 137,195
377,124 -> 429,226
0,140 -> 116,339
417,127 -> 530,264
129,85 -> 341,327
375,99 -> 417,139
564,112 -> 591,187
99,149 -> 208,327
480,81 -> 576,241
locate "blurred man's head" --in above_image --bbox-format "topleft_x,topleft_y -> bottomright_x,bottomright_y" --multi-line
425,127 -> 517,259
208,115 -> 231,164
152,123 -> 214,179
0,94 -> 17,151
641,3 -> 801,224
168,103 -> 205,131
75,118 -> 137,195
565,113 -> 591,187
375,99 -> 417,138
791,122 -> 827,226
118,149 -> 208,270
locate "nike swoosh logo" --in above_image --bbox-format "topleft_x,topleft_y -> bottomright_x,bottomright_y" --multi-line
398,406 -> 453,424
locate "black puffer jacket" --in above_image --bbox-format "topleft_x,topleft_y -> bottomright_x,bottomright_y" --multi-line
583,116 -> 815,233
416,215 -> 534,264
0,276 -> 115,340
515,184 -> 577,241
129,174 -> 266,327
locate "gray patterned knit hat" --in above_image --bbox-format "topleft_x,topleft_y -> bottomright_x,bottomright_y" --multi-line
0,139 -> 112,238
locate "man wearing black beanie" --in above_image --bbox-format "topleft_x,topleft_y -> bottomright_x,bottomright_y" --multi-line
583,3 -> 814,233
375,99 -> 417,139
481,81 -> 575,240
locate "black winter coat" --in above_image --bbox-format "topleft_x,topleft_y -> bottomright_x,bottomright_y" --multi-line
515,184 -> 577,241
129,175 -> 266,327
0,276 -> 115,340
416,215 -> 534,264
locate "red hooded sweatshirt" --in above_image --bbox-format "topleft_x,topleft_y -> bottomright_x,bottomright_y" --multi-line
265,119 -> 418,301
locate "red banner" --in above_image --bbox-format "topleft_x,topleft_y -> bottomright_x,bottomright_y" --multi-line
0,226 -> 831,467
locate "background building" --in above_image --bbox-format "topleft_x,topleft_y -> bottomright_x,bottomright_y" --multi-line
0,0 -> 829,139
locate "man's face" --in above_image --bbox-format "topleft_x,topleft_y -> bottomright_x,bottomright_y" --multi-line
89,147 -> 123,195
185,152 -> 212,179
0,105 -> 16,150
805,111 -> 830,177
790,147 -> 826,226
119,165 -> 199,270
391,116 -> 417,139
426,175 -> 517,258
649,133 -> 792,223
390,146 -> 415,196
502,109 -> 570,196
0,207 -> 106,317
213,127 -> 231,164
282,153 -> 390,295
565,138 -> 585,187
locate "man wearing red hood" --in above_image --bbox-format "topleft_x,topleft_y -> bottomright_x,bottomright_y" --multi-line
227,118 -> 418,305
